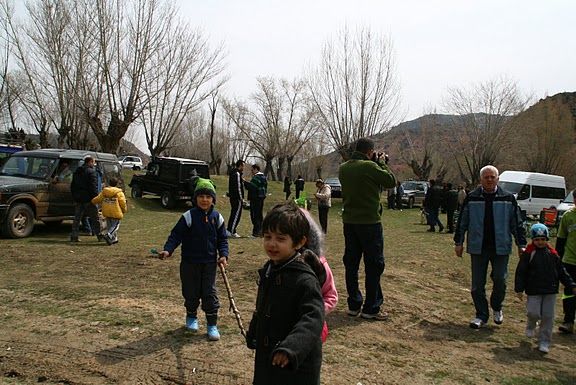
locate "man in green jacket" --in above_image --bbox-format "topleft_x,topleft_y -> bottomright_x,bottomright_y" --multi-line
339,137 -> 396,320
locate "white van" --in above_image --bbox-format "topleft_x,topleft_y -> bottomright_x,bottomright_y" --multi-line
498,171 -> 566,216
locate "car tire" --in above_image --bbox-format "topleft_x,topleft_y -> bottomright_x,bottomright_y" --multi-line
3,203 -> 35,238
131,184 -> 143,198
161,191 -> 176,209
408,197 -> 414,209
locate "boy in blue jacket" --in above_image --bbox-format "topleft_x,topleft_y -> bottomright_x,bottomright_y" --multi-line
159,178 -> 229,341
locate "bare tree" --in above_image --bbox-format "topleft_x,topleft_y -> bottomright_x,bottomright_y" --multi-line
445,76 -> 529,187
308,26 -> 401,158
139,14 -> 226,157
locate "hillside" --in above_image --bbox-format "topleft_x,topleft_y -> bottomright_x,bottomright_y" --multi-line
301,92 -> 576,188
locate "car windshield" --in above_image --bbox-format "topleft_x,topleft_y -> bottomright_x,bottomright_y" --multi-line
0,156 -> 56,179
325,177 -> 340,185
402,181 -> 425,191
498,181 -> 524,194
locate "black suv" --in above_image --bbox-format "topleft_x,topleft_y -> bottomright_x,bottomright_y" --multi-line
0,149 -> 123,238
129,157 -> 209,209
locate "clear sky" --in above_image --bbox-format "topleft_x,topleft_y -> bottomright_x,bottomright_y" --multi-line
177,0 -> 576,120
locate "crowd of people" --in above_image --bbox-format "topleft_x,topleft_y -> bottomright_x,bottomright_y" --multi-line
65,141 -> 575,383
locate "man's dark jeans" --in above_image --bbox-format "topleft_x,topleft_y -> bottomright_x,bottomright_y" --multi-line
249,198 -> 264,237
470,252 -> 510,322
71,202 -> 100,240
342,222 -> 385,315
562,262 -> 576,323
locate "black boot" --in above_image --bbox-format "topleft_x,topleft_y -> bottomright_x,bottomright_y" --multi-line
427,226 -> 435,232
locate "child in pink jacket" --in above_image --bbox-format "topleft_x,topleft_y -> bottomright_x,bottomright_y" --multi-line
301,209 -> 338,342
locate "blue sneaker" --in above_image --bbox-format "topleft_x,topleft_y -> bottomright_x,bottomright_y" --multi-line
207,325 -> 220,341
185,316 -> 198,332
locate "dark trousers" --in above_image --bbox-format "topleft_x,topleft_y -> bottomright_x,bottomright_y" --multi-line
250,198 -> 265,236
227,198 -> 243,234
180,261 -> 219,325
71,202 -> 100,239
446,208 -> 456,232
387,195 -> 395,209
562,262 -> 576,323
285,192 -> 290,200
395,196 -> 402,210
470,252 -> 509,322
342,223 -> 385,315
318,206 -> 329,233
427,207 -> 443,229
295,189 -> 302,199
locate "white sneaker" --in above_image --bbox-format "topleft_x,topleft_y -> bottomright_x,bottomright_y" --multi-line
525,327 -> 535,338
493,310 -> 504,325
538,342 -> 550,354
469,318 -> 485,329
232,233 -> 241,238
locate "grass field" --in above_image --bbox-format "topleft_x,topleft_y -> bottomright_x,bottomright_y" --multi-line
1,171 -> 575,384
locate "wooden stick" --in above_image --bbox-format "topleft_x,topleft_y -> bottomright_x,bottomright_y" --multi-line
218,264 -> 247,337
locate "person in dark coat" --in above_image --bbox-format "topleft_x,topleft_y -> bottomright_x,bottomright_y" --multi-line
444,183 -> 459,233
283,176 -> 292,200
243,164 -> 268,237
515,223 -> 576,354
246,203 -> 324,385
294,175 -> 305,199
424,179 -> 444,232
395,181 -> 404,211
227,160 -> 245,237
70,156 -> 101,242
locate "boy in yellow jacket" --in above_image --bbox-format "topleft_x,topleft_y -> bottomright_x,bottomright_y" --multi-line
91,177 -> 127,245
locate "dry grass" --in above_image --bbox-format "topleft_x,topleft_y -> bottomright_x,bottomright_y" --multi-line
0,171 -> 575,384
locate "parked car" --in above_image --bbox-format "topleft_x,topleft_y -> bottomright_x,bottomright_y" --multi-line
400,180 -> 428,208
324,177 -> 341,198
118,155 -> 143,170
0,149 -> 123,238
129,157 -> 209,209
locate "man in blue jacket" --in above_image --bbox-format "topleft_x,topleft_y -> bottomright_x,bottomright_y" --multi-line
454,165 -> 526,329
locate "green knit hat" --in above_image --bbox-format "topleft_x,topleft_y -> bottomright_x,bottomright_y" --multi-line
194,177 -> 217,203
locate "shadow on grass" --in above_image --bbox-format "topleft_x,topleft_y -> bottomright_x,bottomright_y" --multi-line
418,320 -> 497,343
554,371 -> 576,385
96,327 -> 206,383
491,340 -> 559,364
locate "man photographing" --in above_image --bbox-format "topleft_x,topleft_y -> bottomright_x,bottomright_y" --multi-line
339,137 -> 396,320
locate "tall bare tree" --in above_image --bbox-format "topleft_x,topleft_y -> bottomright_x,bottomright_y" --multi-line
445,76 -> 529,187
308,26 -> 401,158
140,15 -> 226,157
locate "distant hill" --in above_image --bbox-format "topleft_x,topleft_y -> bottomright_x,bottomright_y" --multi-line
299,92 -> 576,189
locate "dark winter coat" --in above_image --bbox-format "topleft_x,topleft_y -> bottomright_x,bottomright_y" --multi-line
244,172 -> 268,201
163,207 -> 229,263
246,253 -> 324,385
445,189 -> 459,211
515,243 -> 576,295
294,178 -> 305,193
228,168 -> 244,200
424,184 -> 443,210
70,165 -> 99,203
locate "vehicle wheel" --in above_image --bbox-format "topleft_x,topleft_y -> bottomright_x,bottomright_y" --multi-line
161,191 -> 176,209
3,203 -> 35,238
408,197 -> 414,209
132,165 -> 141,171
131,184 -> 143,198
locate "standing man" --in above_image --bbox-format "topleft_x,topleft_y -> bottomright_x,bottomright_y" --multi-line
227,160 -> 245,238
294,175 -> 305,199
424,179 -> 444,232
339,138 -> 396,320
70,156 -> 101,242
556,198 -> 576,334
454,165 -> 526,329
243,164 -> 267,237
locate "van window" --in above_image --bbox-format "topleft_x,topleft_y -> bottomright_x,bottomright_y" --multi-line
532,185 -> 565,200
160,162 -> 178,181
